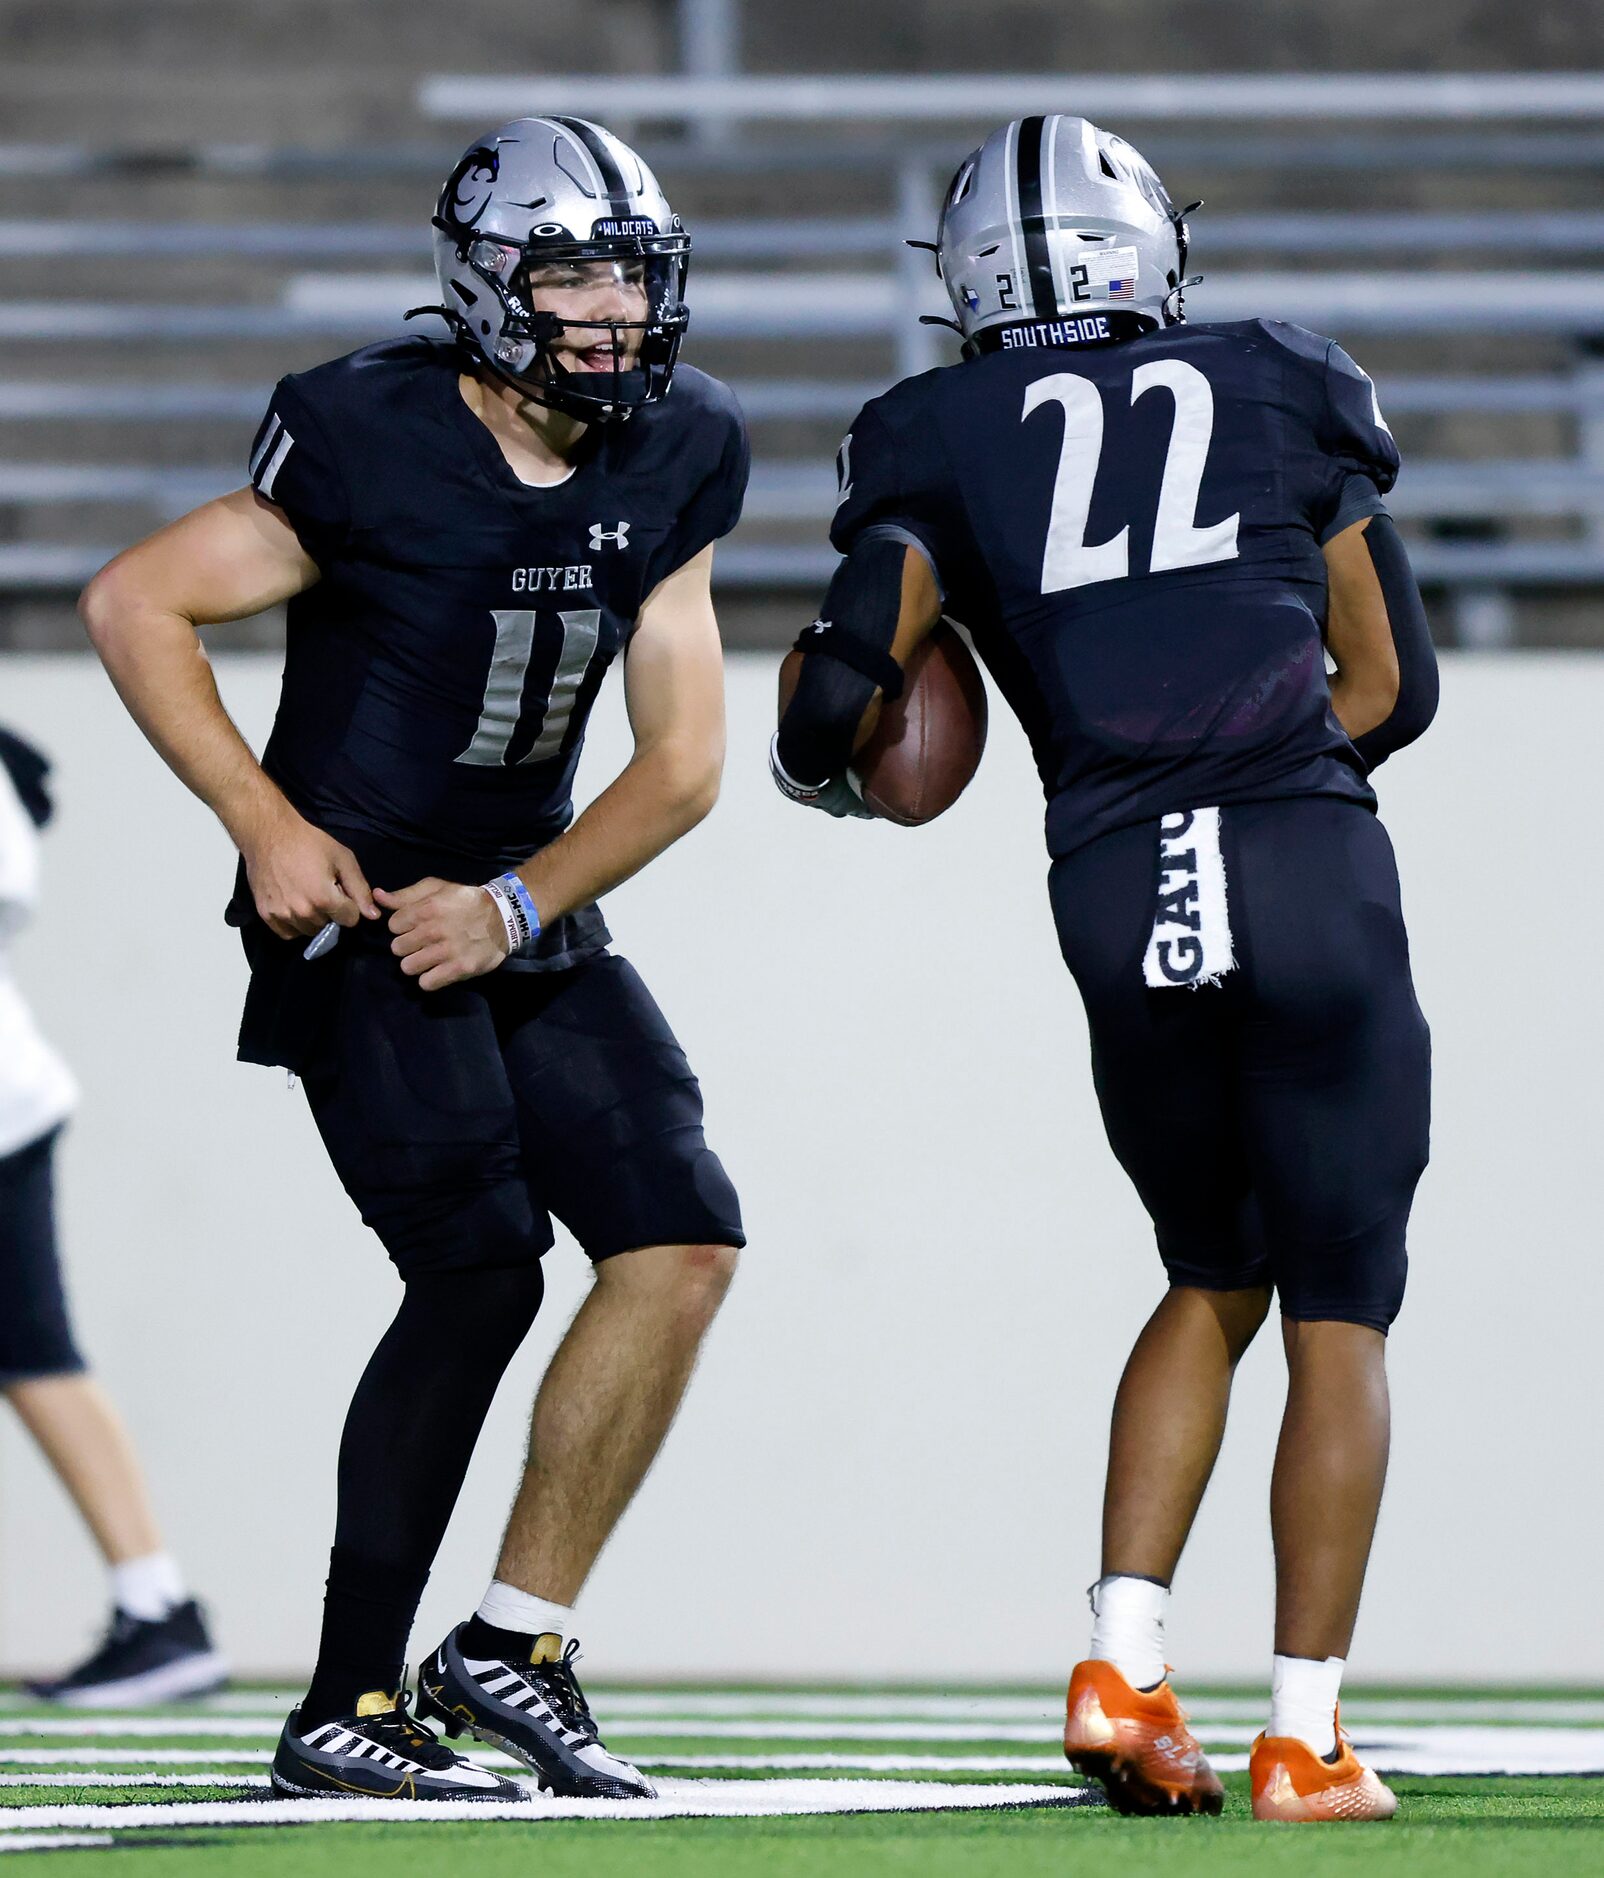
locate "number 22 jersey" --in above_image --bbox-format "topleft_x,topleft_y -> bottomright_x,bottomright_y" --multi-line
831,318 -> 1400,858
243,335 -> 749,970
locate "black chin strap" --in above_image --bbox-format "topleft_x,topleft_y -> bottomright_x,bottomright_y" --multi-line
407,303 -> 644,424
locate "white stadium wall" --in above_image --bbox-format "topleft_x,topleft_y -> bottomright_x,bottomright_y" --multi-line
1,649 -> 1599,1684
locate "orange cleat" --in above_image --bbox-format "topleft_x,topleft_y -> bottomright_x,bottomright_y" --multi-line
1063,1658 -> 1224,1816
1250,1715 -> 1399,1822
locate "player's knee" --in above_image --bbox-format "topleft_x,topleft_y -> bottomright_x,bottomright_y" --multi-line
668,1244 -> 738,1335
1213,1284 -> 1274,1359
401,1260 -> 545,1365
1277,1229 -> 1408,1337
372,1170 -> 552,1282
1281,1314 -> 1389,1364
662,1241 -> 738,1306
682,1241 -> 739,1304
1,1364 -> 86,1401
602,1241 -> 738,1330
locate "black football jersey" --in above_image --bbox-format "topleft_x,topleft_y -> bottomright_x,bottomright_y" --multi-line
831,319 -> 1399,858
245,336 -> 748,969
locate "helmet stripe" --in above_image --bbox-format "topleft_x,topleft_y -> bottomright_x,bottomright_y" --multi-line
1014,115 -> 1056,321
550,116 -> 633,225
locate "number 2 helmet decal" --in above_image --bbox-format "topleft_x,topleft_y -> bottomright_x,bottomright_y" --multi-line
927,117 -> 1200,353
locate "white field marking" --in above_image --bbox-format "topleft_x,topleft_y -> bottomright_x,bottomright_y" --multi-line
3,1690 -> 1604,1727
0,1750 -> 271,1766
0,1773 -> 263,1788
610,1724 -> 1604,1777
7,1722 -> 1604,1783
1,1719 -> 1044,1742
0,1719 -> 273,1738
477,1691 -> 1604,1726
1344,1728 -> 1604,1776
0,1780 -> 1092,1830
5,1715 -> 1604,1762
647,1730 -> 1604,1775
0,1752 -> 1068,1780
6,1687 -> 1604,1724
10,1690 -> 1604,1727
0,1835 -> 114,1852
6,1697 -> 1600,1735
5,1725 -> 1603,1787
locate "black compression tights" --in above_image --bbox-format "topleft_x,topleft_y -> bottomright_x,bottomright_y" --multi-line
300,1264 -> 545,1726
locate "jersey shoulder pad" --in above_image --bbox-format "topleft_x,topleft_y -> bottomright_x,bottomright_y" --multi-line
638,368 -> 751,584
855,364 -> 949,439
1246,317 -> 1337,367
646,366 -> 749,482
828,368 -> 950,556
249,339 -> 451,563
660,362 -> 744,432
278,336 -> 451,439
1239,319 -> 1399,493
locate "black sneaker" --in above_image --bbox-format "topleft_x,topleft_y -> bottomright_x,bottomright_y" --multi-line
417,1626 -> 655,1799
25,1599 -> 229,1706
271,1691 -> 525,1801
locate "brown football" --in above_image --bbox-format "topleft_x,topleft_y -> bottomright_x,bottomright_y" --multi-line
850,622 -> 988,825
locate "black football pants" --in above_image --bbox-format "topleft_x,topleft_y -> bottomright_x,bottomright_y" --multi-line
1050,798 -> 1430,1332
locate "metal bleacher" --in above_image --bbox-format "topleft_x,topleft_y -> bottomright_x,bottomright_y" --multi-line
4,71 -> 1604,646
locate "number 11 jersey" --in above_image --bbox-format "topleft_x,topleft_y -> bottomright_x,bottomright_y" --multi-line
245,335 -> 748,970
830,319 -> 1399,858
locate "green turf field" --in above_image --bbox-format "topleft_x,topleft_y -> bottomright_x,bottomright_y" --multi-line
2,1684 -> 1601,1873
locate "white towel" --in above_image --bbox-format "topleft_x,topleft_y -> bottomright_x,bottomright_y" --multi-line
1142,806 -> 1236,989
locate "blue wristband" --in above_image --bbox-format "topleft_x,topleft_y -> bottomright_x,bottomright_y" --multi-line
499,873 -> 541,942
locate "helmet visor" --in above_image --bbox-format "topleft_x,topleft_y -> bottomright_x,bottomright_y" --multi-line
466,236 -> 689,413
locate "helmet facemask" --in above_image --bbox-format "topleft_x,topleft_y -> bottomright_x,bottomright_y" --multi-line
436,225 -> 690,424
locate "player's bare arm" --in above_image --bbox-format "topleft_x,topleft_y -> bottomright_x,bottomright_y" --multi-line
78,490 -> 379,939
1323,513 -> 1439,767
382,540 -> 728,991
770,539 -> 941,815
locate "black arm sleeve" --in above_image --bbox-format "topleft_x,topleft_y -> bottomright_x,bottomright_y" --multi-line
774,532 -> 909,785
1349,514 -> 1439,771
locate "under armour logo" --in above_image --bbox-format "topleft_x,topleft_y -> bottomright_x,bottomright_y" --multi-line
589,521 -> 630,551
808,618 -> 830,634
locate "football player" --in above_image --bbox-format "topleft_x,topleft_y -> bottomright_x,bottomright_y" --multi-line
0,726 -> 224,1705
773,116 -> 1437,1823
83,118 -> 747,1801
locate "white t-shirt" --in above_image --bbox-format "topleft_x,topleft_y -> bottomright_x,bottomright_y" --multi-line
0,758 -> 77,1157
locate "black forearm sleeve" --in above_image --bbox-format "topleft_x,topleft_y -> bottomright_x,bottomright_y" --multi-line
1351,514 -> 1439,771
775,535 -> 908,785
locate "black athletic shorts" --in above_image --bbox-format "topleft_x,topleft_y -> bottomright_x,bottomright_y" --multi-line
0,1126 -> 86,1383
1049,798 -> 1430,1333
298,950 -> 744,1276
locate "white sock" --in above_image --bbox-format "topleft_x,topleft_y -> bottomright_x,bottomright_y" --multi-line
475,1581 -> 576,1643
111,1552 -> 185,1623
1088,1574 -> 1168,1689
1268,1653 -> 1344,1757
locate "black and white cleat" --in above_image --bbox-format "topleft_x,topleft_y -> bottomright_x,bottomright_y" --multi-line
417,1627 -> 655,1799
271,1691 -> 524,1801
25,1600 -> 229,1707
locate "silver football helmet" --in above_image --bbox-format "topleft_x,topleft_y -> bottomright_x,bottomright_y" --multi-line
932,116 -> 1197,351
428,117 -> 690,422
